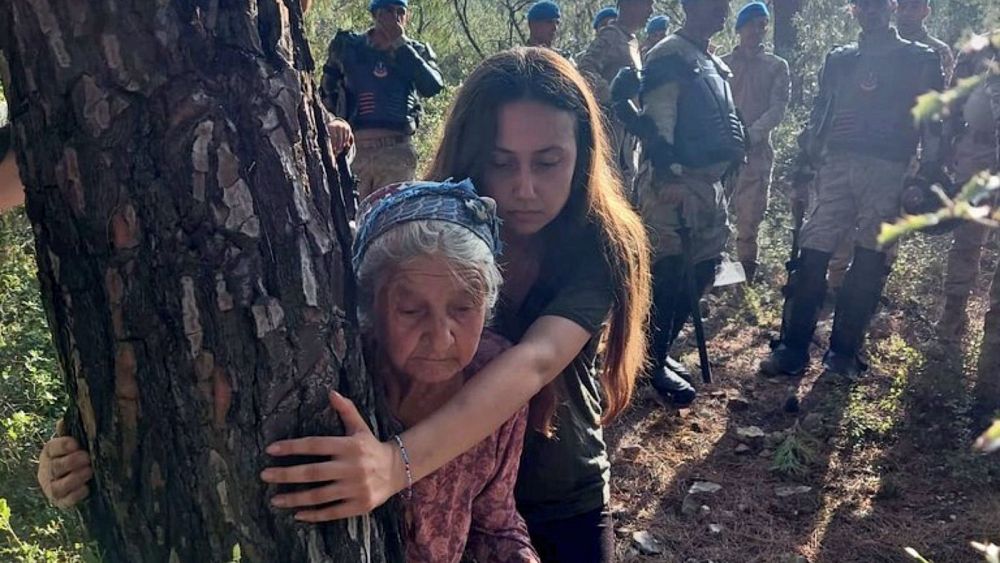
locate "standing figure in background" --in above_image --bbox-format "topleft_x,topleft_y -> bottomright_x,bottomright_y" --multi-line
593,6 -> 619,32
640,15 -> 671,59
321,0 -> 444,199
825,0 -> 955,297
722,2 -> 790,284
578,0 -> 655,192
937,42 -> 1000,343
526,1 -> 563,50
897,0 -> 955,84
613,0 -> 742,406
760,0 -> 944,379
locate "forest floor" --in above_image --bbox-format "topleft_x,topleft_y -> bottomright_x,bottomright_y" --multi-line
2,208 -> 1000,562
607,229 -> 1000,563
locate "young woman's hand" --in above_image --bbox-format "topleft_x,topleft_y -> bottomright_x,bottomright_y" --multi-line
37,436 -> 93,509
260,391 -> 404,522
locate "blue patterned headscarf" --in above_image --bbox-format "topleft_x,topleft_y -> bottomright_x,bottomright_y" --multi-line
352,179 -> 503,274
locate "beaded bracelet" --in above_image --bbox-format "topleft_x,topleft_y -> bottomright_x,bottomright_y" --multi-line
392,434 -> 413,500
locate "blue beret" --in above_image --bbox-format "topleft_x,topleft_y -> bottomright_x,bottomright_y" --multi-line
593,7 -> 618,29
645,15 -> 670,34
527,1 -> 561,22
735,2 -> 770,30
353,180 -> 502,272
369,0 -> 407,11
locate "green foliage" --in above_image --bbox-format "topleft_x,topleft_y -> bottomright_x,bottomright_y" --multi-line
770,425 -> 819,478
842,335 -> 919,444
0,210 -> 91,561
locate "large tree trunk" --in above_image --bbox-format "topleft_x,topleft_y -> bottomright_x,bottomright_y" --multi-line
0,2 -> 401,562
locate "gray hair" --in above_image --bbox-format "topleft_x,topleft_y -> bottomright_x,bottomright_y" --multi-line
356,220 -> 503,332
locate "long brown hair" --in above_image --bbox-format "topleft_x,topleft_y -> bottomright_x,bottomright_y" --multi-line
426,47 -> 652,428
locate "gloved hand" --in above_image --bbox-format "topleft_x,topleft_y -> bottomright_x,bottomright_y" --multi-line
611,67 -> 641,103
913,162 -> 954,196
646,136 -> 680,177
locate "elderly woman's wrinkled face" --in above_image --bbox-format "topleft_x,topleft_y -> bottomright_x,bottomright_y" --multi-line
375,255 -> 488,383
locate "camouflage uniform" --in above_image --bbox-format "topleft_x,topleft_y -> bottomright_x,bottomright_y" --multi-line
899,25 -> 955,85
824,25 -> 955,294
577,22 -> 642,191
321,31 -> 443,199
939,56 -> 1000,340
762,27 -> 943,376
977,261 -> 1000,420
721,45 -> 790,279
631,30 -> 744,401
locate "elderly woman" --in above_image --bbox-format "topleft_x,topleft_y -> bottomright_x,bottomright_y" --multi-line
37,180 -> 539,563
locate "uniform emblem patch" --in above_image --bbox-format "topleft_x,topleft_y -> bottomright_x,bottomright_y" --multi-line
859,71 -> 878,92
373,61 -> 388,78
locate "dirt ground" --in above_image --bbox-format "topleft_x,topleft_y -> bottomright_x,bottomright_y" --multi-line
607,234 -> 1000,563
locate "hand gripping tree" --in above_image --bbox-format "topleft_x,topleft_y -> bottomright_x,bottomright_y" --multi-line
0,1 -> 401,561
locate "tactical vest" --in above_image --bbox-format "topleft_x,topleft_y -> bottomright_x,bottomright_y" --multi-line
823,40 -> 942,162
337,34 -> 420,134
643,45 -> 746,169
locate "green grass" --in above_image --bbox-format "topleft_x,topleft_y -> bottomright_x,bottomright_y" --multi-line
0,210 -> 93,562
841,335 -> 921,446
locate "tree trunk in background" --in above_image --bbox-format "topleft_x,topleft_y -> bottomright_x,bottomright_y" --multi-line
0,1 -> 401,561
773,0 -> 805,106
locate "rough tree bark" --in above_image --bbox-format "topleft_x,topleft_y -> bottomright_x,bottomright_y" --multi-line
0,1 -> 401,562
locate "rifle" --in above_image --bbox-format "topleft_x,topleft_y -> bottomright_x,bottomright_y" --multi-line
335,149 -> 359,221
774,155 -> 814,348
677,209 -> 713,384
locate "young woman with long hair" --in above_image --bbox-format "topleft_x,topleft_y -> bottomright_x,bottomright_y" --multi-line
261,47 -> 652,562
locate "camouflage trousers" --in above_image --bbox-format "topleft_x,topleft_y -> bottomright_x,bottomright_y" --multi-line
799,151 -> 908,255
943,132 -> 998,300
729,143 -> 774,265
636,160 -> 731,264
976,262 -> 1000,408
353,135 -> 419,200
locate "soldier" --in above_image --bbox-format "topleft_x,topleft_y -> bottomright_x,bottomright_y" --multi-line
722,2 -> 790,284
611,0 -> 742,404
640,15 -> 671,59
578,0 -> 654,192
825,0 -> 955,298
937,40 -> 1000,343
593,6 -> 619,32
761,0 -> 944,378
526,1 -> 562,49
320,0 -> 444,199
897,0 -> 954,84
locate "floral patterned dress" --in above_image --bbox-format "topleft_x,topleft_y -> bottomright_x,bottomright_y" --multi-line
402,330 -> 539,563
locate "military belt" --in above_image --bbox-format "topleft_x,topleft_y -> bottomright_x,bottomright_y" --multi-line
355,134 -> 412,150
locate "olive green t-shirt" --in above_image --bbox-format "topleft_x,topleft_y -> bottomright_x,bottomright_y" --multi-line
495,232 -> 614,524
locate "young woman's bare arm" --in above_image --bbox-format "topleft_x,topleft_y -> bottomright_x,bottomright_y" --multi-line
0,151 -> 25,212
261,315 -> 591,521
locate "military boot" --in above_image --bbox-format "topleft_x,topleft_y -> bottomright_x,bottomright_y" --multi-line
648,256 -> 698,406
824,248 -> 890,379
760,249 -> 832,376
651,366 -> 697,407
937,294 -> 970,344
741,260 -> 759,286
